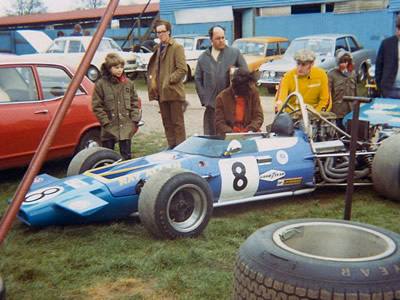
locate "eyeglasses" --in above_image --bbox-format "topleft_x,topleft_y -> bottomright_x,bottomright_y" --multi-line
156,30 -> 168,35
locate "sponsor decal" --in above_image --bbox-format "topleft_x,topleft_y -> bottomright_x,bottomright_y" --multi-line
118,162 -> 181,186
260,170 -> 285,182
277,177 -> 302,186
67,200 -> 91,210
65,179 -> 89,189
276,150 -> 289,165
33,177 -> 43,184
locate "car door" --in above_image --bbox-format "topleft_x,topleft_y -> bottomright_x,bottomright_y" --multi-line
35,65 -> 94,158
0,65 -> 50,169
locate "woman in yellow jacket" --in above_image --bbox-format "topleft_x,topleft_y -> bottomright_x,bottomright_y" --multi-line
274,49 -> 331,113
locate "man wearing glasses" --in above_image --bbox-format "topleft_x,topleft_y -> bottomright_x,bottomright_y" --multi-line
147,19 -> 187,149
274,49 -> 331,113
375,15 -> 400,99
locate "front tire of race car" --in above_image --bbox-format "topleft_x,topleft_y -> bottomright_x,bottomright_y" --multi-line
233,219 -> 400,299
67,147 -> 123,176
138,168 -> 213,239
372,134 -> 400,202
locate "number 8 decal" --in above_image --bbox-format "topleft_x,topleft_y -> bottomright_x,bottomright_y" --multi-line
218,157 -> 259,202
232,162 -> 248,191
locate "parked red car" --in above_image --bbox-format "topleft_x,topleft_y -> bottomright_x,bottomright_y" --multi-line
0,56 -> 102,170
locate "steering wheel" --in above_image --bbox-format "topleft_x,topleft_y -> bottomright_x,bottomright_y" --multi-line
274,91 -> 310,136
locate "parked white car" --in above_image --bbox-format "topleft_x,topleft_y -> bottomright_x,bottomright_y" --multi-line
23,33 -> 138,82
258,34 -> 376,94
173,34 -> 211,83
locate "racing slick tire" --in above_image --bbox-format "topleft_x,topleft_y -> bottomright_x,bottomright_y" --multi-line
67,147 -> 122,176
138,168 -> 213,239
233,219 -> 400,299
372,134 -> 400,202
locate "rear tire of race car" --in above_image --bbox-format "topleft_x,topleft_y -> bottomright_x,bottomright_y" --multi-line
372,134 -> 400,202
138,168 -> 213,239
233,219 -> 400,299
67,147 -> 122,176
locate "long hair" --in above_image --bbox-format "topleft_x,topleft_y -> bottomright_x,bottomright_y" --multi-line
231,68 -> 259,96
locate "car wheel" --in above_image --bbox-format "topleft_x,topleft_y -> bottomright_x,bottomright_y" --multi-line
372,134 -> 400,201
87,66 -> 100,82
75,128 -> 101,153
138,168 -> 213,239
233,219 -> 400,299
67,147 -> 122,176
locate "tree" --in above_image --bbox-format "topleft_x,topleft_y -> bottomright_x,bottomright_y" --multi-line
7,0 -> 47,16
73,0 -> 107,10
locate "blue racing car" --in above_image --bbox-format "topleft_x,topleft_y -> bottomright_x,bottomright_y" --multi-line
15,93 -> 400,239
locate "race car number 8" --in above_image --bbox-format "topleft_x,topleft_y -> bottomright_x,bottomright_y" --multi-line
232,162 -> 248,191
218,157 -> 259,202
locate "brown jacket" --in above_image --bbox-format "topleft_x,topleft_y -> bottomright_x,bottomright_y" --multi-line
215,85 -> 264,135
92,77 -> 140,141
147,37 -> 187,102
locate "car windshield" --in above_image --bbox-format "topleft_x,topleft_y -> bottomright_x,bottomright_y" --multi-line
174,38 -> 194,50
285,38 -> 334,57
233,41 -> 265,56
47,40 -> 66,53
98,39 -> 122,52
174,135 -> 258,157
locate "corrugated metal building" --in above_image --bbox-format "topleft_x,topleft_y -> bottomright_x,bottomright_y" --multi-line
160,0 -> 397,52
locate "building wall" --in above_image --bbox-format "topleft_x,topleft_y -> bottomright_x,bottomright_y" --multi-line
160,0 -> 397,53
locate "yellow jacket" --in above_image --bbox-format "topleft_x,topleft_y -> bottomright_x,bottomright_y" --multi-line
274,66 -> 331,112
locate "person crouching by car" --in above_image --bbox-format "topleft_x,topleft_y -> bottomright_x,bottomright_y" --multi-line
215,68 -> 264,135
92,53 -> 140,160
328,50 -> 357,130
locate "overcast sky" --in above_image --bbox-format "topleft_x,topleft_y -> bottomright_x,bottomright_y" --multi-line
0,0 -> 156,16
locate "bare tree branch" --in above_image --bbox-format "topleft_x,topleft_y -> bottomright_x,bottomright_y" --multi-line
7,0 -> 47,16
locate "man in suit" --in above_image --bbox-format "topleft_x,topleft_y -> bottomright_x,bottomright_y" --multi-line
375,15 -> 400,98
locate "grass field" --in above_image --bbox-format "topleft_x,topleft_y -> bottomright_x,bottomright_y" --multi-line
1,131 -> 399,300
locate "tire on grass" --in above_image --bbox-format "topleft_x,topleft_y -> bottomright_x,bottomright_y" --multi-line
138,168 -> 213,239
67,147 -> 122,176
372,134 -> 400,201
233,218 -> 400,299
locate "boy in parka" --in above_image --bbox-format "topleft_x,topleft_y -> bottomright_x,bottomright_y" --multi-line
92,53 -> 140,160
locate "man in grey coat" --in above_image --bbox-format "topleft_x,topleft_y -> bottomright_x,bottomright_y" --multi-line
195,25 -> 248,135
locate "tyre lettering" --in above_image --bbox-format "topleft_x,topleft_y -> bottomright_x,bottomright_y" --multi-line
360,269 -> 369,277
395,265 -> 400,273
232,162 -> 248,191
379,267 -> 389,276
341,268 -> 351,277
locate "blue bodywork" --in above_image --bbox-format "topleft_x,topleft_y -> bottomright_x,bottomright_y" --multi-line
16,131 -> 315,227
343,98 -> 400,128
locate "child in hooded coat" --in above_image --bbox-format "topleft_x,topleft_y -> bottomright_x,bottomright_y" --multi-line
92,53 -> 140,160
